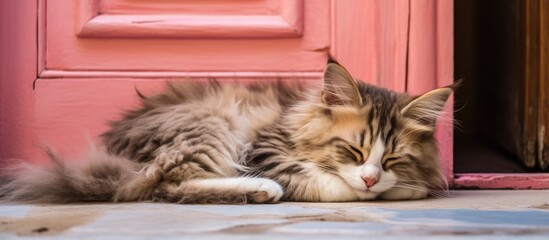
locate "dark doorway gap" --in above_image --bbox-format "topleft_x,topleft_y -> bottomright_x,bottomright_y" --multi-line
453,0 -> 546,173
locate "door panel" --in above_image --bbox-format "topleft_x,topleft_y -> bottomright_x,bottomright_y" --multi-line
100,0 -> 282,15
43,0 -> 328,73
80,0 -> 303,38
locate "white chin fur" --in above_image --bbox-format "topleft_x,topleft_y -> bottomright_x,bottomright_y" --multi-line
354,190 -> 380,200
316,175 -> 361,202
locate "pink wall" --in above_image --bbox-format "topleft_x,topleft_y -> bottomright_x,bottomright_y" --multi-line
0,1 -> 38,162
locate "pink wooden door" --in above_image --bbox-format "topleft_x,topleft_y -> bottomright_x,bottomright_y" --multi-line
2,1 -> 454,184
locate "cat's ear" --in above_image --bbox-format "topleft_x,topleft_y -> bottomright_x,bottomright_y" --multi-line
401,82 -> 459,127
321,62 -> 362,107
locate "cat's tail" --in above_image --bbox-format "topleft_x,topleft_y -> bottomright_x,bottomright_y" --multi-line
0,147 -> 156,203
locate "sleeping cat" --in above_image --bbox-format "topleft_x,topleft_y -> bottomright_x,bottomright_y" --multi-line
0,59 -> 455,204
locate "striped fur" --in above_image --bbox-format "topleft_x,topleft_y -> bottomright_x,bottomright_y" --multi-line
0,62 -> 456,203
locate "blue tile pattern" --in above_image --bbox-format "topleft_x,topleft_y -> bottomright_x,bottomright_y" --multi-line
0,203 -> 548,239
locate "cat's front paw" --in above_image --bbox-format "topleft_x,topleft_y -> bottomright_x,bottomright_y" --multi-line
246,179 -> 284,203
379,187 -> 427,200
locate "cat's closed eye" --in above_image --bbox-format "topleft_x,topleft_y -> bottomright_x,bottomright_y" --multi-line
347,145 -> 364,162
382,156 -> 400,171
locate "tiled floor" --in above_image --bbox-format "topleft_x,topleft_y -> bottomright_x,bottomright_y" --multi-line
1,190 -> 548,239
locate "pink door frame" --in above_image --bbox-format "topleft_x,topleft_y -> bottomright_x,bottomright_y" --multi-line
0,1 -> 37,162
2,0 -> 549,189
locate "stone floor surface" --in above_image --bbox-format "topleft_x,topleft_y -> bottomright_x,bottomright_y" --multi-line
0,190 -> 548,239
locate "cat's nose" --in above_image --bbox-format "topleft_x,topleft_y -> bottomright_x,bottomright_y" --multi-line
362,176 -> 378,188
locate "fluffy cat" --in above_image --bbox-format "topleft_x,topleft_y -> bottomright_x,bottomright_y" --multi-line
0,60 -> 456,204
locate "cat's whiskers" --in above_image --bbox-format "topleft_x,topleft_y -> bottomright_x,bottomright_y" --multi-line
393,182 -> 450,198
